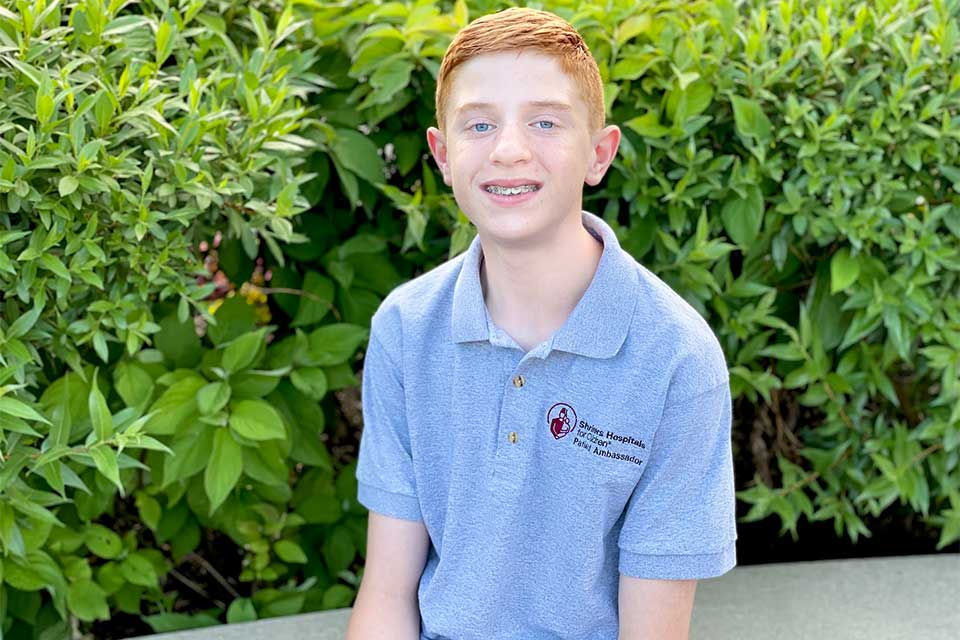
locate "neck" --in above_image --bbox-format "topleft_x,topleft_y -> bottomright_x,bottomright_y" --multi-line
478,212 -> 603,348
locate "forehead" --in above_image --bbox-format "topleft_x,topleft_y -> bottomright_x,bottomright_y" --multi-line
448,50 -> 585,117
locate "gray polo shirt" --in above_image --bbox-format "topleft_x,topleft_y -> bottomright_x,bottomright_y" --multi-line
356,210 -> 737,639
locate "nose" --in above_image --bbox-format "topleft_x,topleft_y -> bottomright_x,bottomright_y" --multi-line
489,123 -> 532,165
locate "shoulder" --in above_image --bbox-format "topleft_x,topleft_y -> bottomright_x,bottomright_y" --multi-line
626,258 -> 729,401
369,249 -> 467,351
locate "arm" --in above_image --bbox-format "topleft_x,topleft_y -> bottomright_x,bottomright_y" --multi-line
346,511 -> 431,640
618,575 -> 697,640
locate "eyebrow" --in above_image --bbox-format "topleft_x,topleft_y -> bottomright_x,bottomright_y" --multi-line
454,101 -> 574,117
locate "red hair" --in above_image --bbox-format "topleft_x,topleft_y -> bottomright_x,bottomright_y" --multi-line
435,7 -> 605,132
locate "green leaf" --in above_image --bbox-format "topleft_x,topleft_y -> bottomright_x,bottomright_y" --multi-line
275,182 -> 298,217
839,309 -> 883,351
89,446 -> 123,495
226,598 -> 257,624
453,0 -> 468,27
242,442 -> 288,486
322,584 -> 355,609
204,428 -> 243,514
103,15 -> 151,37
291,271 -> 335,327
58,175 -> 79,197
197,381 -> 231,415
154,313 -> 202,368
96,561 -> 125,595
883,306 -> 909,360
249,7 -> 271,48
332,158 -> 359,208
612,53 -> 659,81
937,512 -> 960,550
330,128 -> 384,186
63,556 -> 92,582
730,95 -> 772,142
290,368 -> 328,400
6,300 -> 43,338
274,539 -> 307,563
144,612 -> 220,633
720,185 -> 764,249
119,551 -> 158,588
324,362 -> 358,391
0,415 -> 42,438
392,132 -> 421,176
229,370 -> 282,400
154,501 -> 190,545
303,324 -> 369,366
171,518 -> 201,561
144,374 -> 205,435
124,435 -> 173,454
205,296 -> 258,346
92,331 -> 108,361
222,328 -> 266,374
617,14 -> 652,45
0,396 -> 51,424
0,503 -> 25,557
830,247 -> 860,293
113,360 -> 154,411
135,492 -> 161,532
85,524 -> 122,559
343,250 -> 400,294
322,525 -> 356,575
625,111 -> 671,138
367,57 -> 414,106
155,20 -> 174,65
336,462 -> 360,506
67,579 -> 110,621
5,556 -> 52,591
259,591 -> 306,618
88,368 -> 112,441
39,253 -> 72,281
9,496 -> 62,527
229,399 -> 286,441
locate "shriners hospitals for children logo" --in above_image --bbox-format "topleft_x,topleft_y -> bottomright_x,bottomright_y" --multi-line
547,403 -> 577,439
546,401 -> 646,466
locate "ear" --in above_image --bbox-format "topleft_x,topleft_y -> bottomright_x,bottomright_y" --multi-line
426,126 -> 452,186
584,124 -> 621,187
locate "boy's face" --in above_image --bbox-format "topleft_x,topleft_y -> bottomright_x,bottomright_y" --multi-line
427,50 -> 619,247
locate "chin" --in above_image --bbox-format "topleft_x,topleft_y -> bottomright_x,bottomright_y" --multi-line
479,214 -> 557,245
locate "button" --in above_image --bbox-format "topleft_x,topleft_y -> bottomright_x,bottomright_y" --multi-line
508,431 -> 518,444
512,374 -> 525,388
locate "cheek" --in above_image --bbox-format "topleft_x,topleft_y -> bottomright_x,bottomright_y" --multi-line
447,144 -> 487,181
544,144 -> 589,180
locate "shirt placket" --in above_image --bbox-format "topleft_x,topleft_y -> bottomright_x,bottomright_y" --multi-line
492,367 -> 528,482
485,306 -> 554,484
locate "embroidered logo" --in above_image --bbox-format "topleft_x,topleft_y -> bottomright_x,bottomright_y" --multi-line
549,401 -> 646,466
546,402 -> 577,439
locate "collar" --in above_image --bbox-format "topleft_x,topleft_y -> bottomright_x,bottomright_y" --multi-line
451,210 -> 640,359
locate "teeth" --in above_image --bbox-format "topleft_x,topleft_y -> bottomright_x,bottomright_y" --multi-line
485,184 -> 539,195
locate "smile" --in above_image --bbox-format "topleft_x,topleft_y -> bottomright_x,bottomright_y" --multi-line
484,184 -> 540,195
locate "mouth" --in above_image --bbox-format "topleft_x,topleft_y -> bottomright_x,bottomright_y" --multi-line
483,184 -> 540,196
480,180 -> 543,199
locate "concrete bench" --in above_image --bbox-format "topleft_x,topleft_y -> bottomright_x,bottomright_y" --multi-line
127,554 -> 959,639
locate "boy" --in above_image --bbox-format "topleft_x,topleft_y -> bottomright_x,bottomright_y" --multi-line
348,7 -> 736,640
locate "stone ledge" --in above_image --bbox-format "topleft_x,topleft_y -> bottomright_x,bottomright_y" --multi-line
126,554 -> 960,640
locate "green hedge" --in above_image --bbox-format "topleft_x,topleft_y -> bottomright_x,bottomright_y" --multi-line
0,0 -> 958,636
317,0 -> 960,548
0,0 -> 349,636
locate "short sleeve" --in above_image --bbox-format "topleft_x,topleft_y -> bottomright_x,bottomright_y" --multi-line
618,382 -> 737,580
355,329 -> 422,521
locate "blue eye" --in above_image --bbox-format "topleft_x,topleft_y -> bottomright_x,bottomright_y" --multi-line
535,120 -> 556,129
471,122 -> 492,133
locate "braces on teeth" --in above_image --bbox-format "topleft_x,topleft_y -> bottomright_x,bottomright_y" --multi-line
485,185 -> 539,195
